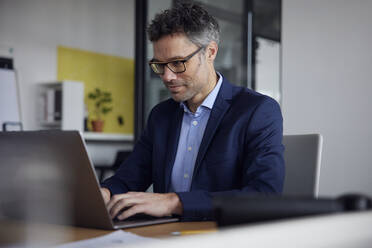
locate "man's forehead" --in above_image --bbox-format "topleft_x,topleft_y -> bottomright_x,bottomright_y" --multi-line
152,35 -> 197,61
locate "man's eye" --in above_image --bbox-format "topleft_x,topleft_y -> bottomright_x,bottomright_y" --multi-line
170,61 -> 183,67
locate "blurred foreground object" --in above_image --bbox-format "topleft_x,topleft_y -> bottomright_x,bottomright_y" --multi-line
213,194 -> 371,227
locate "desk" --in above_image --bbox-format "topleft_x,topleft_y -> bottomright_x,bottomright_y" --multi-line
126,221 -> 216,238
0,220 -> 217,246
3,212 -> 372,247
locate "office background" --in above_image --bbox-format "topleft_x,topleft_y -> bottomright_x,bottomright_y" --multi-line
0,0 -> 371,198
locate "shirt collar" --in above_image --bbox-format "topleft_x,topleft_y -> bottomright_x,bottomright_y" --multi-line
180,72 -> 223,114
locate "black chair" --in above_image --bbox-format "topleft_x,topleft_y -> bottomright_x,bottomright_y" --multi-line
95,150 -> 132,182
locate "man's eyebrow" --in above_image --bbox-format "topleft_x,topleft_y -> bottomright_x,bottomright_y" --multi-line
150,55 -> 186,62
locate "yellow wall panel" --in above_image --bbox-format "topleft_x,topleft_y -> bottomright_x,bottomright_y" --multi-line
57,46 -> 134,134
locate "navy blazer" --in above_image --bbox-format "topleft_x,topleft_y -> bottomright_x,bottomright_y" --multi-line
102,78 -> 285,220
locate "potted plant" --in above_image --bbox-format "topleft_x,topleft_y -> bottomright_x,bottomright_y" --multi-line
87,88 -> 113,132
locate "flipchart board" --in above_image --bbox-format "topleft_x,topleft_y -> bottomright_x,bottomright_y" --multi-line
0,68 -> 21,131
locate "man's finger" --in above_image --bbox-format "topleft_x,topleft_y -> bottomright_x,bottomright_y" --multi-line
107,194 -> 131,211
110,200 -> 133,218
117,204 -> 146,220
100,188 -> 111,204
110,197 -> 144,218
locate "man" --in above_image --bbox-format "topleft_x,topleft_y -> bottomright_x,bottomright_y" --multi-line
101,2 -> 284,221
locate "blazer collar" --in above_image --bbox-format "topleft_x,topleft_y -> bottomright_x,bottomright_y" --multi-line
191,77 -> 233,181
164,105 -> 184,192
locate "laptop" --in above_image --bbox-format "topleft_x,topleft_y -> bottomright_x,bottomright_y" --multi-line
0,130 -> 178,229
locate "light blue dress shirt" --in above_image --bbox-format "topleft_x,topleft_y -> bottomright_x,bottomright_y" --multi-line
170,73 -> 223,192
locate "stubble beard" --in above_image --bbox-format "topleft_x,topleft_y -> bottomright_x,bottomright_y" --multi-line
168,81 -> 196,103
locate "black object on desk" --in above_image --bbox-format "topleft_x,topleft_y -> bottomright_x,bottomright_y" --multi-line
213,193 -> 372,227
2,121 -> 23,131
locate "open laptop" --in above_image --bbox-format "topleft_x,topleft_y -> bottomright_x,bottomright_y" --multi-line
0,130 -> 178,229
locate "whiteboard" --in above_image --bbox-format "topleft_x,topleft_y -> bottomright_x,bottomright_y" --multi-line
0,69 -> 21,129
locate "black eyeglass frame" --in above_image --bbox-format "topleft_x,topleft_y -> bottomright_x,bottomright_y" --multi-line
148,46 -> 205,75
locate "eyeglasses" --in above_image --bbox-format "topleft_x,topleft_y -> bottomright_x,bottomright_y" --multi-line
149,46 -> 204,75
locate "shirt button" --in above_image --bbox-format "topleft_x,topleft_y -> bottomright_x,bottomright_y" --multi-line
187,146 -> 192,151
184,173 -> 189,178
192,120 -> 198,126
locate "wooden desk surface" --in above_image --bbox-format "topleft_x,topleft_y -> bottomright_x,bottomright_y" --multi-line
0,220 -> 217,246
126,221 -> 217,238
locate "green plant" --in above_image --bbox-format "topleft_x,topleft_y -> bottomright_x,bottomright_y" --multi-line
88,88 -> 113,120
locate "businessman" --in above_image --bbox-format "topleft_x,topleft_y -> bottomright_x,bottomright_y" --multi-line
101,2 -> 285,221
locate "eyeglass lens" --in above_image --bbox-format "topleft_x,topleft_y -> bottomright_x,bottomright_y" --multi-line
151,61 -> 186,75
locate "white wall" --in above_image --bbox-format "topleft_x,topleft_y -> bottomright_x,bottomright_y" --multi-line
0,0 -> 135,165
282,0 -> 372,196
0,0 -> 134,130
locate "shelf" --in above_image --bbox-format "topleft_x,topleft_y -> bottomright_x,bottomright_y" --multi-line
38,81 -> 84,131
83,132 -> 134,142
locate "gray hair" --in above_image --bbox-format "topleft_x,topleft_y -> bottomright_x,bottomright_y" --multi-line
147,1 -> 220,47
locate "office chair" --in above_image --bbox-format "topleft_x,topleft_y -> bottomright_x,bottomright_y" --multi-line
94,150 -> 132,182
282,134 -> 323,197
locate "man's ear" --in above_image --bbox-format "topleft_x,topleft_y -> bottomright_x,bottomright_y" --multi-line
206,41 -> 218,62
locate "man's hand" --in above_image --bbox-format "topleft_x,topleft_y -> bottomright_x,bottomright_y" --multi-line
106,192 -> 183,220
100,188 -> 111,204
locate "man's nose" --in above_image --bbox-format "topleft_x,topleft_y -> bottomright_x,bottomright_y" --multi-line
161,66 -> 177,82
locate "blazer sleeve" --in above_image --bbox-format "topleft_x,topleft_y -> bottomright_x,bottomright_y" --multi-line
176,96 -> 285,221
100,111 -> 155,195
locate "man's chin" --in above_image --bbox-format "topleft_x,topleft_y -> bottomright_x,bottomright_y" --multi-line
171,93 -> 188,102
171,95 -> 184,102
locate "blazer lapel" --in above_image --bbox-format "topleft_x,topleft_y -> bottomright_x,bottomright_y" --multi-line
164,106 -> 184,192
192,80 -> 233,180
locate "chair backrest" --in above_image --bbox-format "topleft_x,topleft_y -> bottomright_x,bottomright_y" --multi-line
282,134 -> 323,197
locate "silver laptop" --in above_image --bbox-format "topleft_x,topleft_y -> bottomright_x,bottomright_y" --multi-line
0,130 -> 178,229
